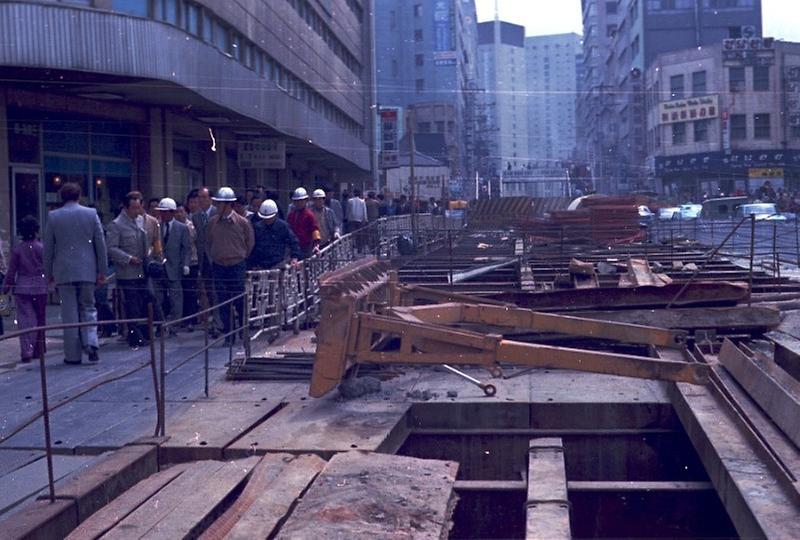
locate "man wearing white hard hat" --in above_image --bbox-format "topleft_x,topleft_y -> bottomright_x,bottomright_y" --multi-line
248,199 -> 303,270
287,187 -> 321,259
207,187 -> 254,346
154,197 -> 191,329
310,189 -> 340,248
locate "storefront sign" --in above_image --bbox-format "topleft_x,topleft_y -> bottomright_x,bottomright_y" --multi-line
722,38 -> 776,65
238,139 -> 285,169
379,108 -> 400,169
656,150 -> 800,175
658,95 -> 718,125
434,0 -> 456,66
749,167 -> 784,178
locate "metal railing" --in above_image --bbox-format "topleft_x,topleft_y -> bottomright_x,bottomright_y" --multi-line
0,213 -> 459,505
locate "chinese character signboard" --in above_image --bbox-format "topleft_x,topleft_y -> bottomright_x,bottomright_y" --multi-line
434,1 -> 456,66
379,108 -> 400,169
238,140 -> 285,169
658,95 -> 719,125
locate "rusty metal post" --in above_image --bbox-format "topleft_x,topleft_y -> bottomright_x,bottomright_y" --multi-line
38,337 -> 55,503
228,296 -> 234,366
159,323 -> 166,437
448,230 -> 454,288
796,215 -> 800,267
147,304 -> 161,437
710,218 -> 715,247
243,288 -> 252,360
773,220 -> 780,289
749,214 -> 755,307
204,303 -> 210,398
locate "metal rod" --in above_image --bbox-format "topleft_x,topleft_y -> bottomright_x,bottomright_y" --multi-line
243,288 -> 251,360
159,324 -> 166,437
147,304 -> 161,437
749,214 -> 756,307
204,299 -> 210,398
38,340 -> 55,503
441,364 -> 497,397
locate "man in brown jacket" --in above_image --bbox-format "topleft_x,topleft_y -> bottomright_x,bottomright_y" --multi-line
207,187 -> 254,346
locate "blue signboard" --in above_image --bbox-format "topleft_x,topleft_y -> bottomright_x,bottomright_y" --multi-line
655,150 -> 800,175
434,0 -> 456,66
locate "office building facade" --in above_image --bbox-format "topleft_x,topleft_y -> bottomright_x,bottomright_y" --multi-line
526,33 -> 582,164
477,20 -> 530,175
1,0 -> 374,248
577,0 -> 762,194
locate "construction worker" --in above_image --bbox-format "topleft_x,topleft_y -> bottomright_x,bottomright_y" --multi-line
311,189 -> 340,248
248,199 -> 303,269
287,187 -> 321,259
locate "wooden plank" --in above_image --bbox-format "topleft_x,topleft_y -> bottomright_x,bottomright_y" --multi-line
275,451 -> 458,539
99,460 -> 234,539
160,401 -> 281,461
719,339 -> 800,448
576,306 -> 779,333
40,444 -> 157,522
768,331 -> 800,382
66,464 -> 191,540
226,401 -> 410,458
200,453 -> 326,540
526,438 -> 570,540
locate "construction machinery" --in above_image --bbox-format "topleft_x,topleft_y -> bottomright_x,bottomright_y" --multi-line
310,258 -> 711,398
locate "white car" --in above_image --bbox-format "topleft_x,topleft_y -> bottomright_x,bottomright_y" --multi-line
674,204 -> 702,220
659,207 -> 680,220
737,203 -> 787,221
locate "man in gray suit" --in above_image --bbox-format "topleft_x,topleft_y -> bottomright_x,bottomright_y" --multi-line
191,187 -> 220,336
106,190 -> 150,346
43,182 -> 108,364
154,197 -> 191,330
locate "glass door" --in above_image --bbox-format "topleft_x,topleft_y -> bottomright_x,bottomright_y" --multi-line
11,166 -> 42,242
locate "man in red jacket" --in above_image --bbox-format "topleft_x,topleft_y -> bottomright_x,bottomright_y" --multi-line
287,187 -> 321,259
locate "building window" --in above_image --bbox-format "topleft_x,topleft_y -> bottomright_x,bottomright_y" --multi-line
754,113 -> 770,139
753,65 -> 770,91
792,126 -> 800,139
729,66 -> 745,92
606,24 -> 617,37
694,119 -> 710,142
692,70 -> 707,96
413,3 -> 422,16
672,122 -> 686,144
730,114 -> 747,140
415,78 -> 424,93
391,59 -> 398,77
415,54 -> 424,66
670,75 -> 684,100
111,0 -> 148,16
418,121 -> 431,133
606,1 -> 617,13
414,29 -> 423,42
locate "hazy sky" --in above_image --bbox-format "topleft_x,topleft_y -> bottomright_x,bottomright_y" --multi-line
475,0 -> 800,43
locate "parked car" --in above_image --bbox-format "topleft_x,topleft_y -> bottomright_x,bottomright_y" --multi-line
736,203 -> 787,221
638,205 -> 654,226
658,207 -> 680,220
673,204 -> 702,220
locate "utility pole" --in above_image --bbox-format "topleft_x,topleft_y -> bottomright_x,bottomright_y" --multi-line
409,108 -> 418,241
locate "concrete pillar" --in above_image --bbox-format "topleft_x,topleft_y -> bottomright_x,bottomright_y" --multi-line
0,89 -> 10,256
146,107 -> 165,198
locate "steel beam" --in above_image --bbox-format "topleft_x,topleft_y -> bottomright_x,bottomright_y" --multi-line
526,438 -> 570,540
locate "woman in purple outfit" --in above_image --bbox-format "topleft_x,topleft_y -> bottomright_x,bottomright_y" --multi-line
2,216 -> 48,363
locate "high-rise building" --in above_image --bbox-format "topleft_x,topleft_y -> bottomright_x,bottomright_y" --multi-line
374,0 -> 478,185
526,34 -> 582,164
477,20 -> 530,175
0,0 -> 375,247
576,0 -> 762,194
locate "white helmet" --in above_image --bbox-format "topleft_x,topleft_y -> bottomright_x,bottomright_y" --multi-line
258,199 -> 279,219
211,186 -> 237,202
312,189 -> 326,199
292,187 -> 309,201
155,197 -> 177,211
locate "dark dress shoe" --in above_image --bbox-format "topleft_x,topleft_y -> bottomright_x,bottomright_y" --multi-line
88,348 -> 99,363
63,359 -> 82,365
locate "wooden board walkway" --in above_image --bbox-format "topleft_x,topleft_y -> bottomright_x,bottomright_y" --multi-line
276,451 -> 459,539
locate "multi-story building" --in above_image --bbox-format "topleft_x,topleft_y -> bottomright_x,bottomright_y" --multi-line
374,0 -> 478,185
526,34 -> 582,164
477,20 -> 530,175
0,0 -> 374,248
576,0 -> 762,194
646,39 -> 800,199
